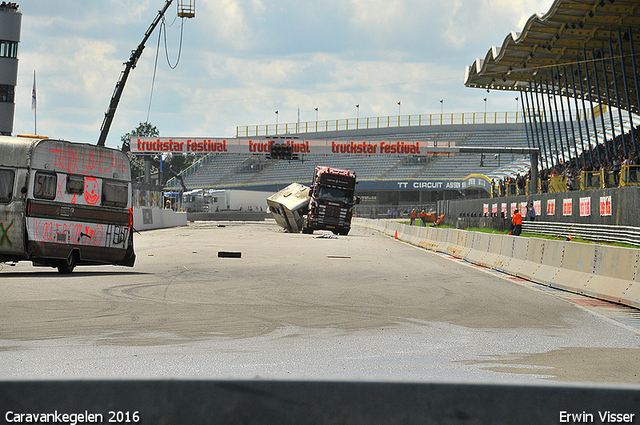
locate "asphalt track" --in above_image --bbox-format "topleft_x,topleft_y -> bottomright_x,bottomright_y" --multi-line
0,220 -> 639,383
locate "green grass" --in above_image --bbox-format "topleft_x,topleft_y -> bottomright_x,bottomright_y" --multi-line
400,221 -> 639,248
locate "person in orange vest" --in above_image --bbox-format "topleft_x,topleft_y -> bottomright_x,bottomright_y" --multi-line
418,210 -> 428,226
410,208 -> 417,226
511,205 -> 522,236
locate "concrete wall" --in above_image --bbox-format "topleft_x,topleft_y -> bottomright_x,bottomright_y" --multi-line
187,211 -> 268,222
133,207 -> 187,231
354,218 -> 640,310
439,186 -> 640,227
132,209 -> 268,231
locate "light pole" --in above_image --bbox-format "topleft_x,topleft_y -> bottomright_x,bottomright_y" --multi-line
356,104 -> 359,119
397,101 -> 401,115
515,97 -> 519,123
315,107 -> 318,122
483,98 -> 487,124
440,98 -> 443,114
275,110 -> 279,133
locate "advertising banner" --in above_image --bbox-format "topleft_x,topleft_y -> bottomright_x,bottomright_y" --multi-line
579,197 -> 591,217
533,200 -> 541,216
600,196 -> 612,216
130,137 -> 449,156
562,198 -> 572,216
356,176 -> 490,192
546,199 -> 556,216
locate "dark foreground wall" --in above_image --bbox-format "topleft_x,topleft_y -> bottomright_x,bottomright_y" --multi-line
1,380 -> 639,425
439,186 -> 640,228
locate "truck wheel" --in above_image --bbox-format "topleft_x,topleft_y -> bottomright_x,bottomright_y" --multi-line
302,226 -> 313,234
57,251 -> 77,274
339,229 -> 350,236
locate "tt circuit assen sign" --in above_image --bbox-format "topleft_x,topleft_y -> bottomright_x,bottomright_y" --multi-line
356,175 -> 492,192
130,137 -> 450,155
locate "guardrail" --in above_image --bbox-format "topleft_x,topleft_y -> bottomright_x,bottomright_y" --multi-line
236,111 -> 524,137
522,221 -> 640,246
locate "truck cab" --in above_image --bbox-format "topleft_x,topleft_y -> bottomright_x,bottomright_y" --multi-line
303,166 -> 359,235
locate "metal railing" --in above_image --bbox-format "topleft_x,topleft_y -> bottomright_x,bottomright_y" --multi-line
236,111 -> 525,137
522,221 -> 640,246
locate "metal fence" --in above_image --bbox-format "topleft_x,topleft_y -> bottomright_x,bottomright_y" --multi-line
354,204 -> 437,219
236,111 -> 526,137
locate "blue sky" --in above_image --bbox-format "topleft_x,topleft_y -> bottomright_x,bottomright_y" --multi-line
13,0 -> 554,148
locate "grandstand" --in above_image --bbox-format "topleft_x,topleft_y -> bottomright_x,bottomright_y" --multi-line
167,123 -> 530,204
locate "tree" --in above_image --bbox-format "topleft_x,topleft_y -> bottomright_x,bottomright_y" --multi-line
121,122 -> 160,182
121,121 -> 159,152
120,122 -> 205,185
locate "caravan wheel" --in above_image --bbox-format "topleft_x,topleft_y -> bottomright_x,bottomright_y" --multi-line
57,251 -> 77,274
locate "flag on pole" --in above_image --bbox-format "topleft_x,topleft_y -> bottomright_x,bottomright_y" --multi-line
31,70 -> 36,111
32,70 -> 37,135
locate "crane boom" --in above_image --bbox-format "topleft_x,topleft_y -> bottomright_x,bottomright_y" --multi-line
97,0 -> 174,147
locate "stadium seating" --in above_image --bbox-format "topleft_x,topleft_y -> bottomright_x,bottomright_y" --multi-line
171,125 -> 529,190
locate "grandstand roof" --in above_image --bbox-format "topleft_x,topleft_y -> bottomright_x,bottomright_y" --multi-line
464,0 -> 640,114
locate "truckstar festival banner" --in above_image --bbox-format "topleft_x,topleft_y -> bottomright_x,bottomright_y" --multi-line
130,137 -> 451,156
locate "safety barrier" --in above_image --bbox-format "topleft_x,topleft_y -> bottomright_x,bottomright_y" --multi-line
133,207 -> 187,231
354,218 -> 640,309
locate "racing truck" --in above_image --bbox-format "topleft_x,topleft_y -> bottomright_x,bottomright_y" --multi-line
267,166 -> 359,235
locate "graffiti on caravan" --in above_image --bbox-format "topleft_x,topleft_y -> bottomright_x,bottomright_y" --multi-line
43,143 -> 128,177
27,218 -> 130,249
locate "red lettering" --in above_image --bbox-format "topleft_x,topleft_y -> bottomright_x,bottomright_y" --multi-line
50,145 -> 125,177
94,224 -> 104,246
103,153 -> 114,174
56,176 -> 66,201
249,140 -> 272,153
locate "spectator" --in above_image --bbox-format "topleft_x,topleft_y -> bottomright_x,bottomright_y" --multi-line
511,206 -> 522,236
526,201 -> 536,221
613,156 -> 621,185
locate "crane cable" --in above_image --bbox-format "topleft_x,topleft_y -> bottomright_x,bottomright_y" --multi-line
146,8 -> 186,122
146,23 -> 162,123
163,15 -> 185,69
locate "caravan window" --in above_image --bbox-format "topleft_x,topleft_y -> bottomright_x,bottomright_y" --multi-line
33,172 -> 56,200
66,175 -> 84,195
0,169 -> 14,203
102,180 -> 128,208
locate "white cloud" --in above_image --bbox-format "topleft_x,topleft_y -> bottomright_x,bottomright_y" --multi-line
199,0 -> 260,51
11,1 -> 559,146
